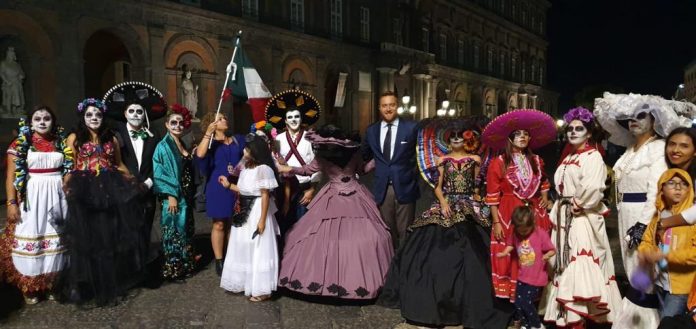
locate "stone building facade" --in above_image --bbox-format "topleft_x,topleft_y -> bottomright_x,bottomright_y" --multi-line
0,0 -> 557,137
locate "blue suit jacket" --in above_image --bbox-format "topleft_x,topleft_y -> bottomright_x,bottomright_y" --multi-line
364,119 -> 420,205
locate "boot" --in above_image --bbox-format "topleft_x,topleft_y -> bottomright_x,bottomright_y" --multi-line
215,259 -> 224,276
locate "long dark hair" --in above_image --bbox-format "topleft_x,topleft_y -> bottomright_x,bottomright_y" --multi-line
74,101 -> 114,150
503,130 -> 540,175
315,124 -> 360,168
665,127 -> 696,180
244,134 -> 277,176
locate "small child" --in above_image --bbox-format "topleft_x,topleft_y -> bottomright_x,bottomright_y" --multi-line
218,133 -> 280,302
497,205 -> 556,329
639,168 -> 696,319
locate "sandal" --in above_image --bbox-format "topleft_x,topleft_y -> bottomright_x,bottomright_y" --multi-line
249,295 -> 271,302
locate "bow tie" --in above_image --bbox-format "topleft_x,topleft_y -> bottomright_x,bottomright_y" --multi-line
130,129 -> 148,140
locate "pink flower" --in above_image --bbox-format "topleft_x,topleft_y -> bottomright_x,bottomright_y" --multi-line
25,243 -> 34,252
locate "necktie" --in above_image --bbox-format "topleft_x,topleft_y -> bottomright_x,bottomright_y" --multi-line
383,123 -> 392,162
130,129 -> 148,140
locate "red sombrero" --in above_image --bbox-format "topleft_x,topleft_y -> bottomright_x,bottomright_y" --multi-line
481,109 -> 557,150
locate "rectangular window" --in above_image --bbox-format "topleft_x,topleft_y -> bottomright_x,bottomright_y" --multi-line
291,0 -> 305,30
330,0 -> 343,37
422,27 -> 430,52
487,48 -> 494,72
457,39 -> 465,66
393,18 -> 403,46
360,6 -> 370,42
439,33 -> 447,61
499,53 -> 505,76
473,44 -> 480,69
242,0 -> 259,19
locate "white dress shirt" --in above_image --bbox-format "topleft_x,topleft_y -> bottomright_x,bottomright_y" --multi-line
276,130 -> 320,184
127,124 -> 153,189
379,117 -> 399,160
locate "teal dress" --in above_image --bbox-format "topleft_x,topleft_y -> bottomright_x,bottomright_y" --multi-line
153,134 -> 196,279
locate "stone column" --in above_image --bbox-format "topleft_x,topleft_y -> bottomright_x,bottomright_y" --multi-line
148,25 -> 166,91
376,67 -> 397,94
427,77 -> 439,119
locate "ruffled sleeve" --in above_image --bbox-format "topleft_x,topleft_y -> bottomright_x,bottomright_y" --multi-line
6,139 -> 18,157
290,159 -> 322,177
537,156 -> 550,193
255,165 -> 278,190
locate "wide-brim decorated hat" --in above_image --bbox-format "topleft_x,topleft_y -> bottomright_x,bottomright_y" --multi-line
103,81 -> 168,121
481,109 -> 557,151
417,117 -> 480,187
265,89 -> 321,129
594,92 -> 692,147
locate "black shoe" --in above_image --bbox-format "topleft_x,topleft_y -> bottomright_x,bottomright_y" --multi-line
215,259 -> 224,276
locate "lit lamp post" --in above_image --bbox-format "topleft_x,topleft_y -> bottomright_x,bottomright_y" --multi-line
436,100 -> 456,117
397,95 -> 416,116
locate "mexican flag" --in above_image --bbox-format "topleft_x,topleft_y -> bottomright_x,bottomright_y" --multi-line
226,38 -> 272,122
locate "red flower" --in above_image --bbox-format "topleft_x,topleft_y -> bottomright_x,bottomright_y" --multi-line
12,239 -> 18,248
40,240 -> 50,249
25,243 -> 34,252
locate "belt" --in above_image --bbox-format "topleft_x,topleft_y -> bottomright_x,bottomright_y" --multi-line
617,192 -> 647,203
28,168 -> 61,173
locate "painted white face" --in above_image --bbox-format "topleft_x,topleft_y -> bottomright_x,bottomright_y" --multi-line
84,106 -> 103,130
566,120 -> 589,145
166,114 -> 184,137
510,130 -> 530,149
31,109 -> 53,135
285,110 -> 302,132
629,112 -> 652,136
449,133 -> 464,148
125,104 -> 145,128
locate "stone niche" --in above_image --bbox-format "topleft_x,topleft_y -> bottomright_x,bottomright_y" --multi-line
0,35 -> 30,119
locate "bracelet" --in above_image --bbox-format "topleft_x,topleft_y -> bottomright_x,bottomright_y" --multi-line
493,221 -> 501,225
6,199 -> 18,206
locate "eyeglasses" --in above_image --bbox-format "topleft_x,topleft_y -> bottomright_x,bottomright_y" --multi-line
168,120 -> 184,127
565,126 -> 586,133
664,180 -> 690,190
127,108 -> 144,115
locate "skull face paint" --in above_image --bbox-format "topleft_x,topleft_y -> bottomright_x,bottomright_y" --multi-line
166,114 -> 184,137
449,133 -> 464,149
510,130 -> 530,150
566,119 -> 589,145
628,111 -> 653,136
125,104 -> 145,128
285,110 -> 302,132
32,110 -> 53,135
84,106 -> 103,130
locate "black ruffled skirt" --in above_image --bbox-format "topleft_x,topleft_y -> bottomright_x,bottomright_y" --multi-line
379,220 -> 512,328
59,170 -> 146,305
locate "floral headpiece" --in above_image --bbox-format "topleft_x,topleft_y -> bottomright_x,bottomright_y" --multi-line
77,98 -> 107,113
249,120 -> 278,139
168,103 -> 193,129
563,107 -> 593,124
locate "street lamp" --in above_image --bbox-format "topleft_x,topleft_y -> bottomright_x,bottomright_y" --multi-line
437,100 -> 456,117
556,119 -> 565,128
397,94 -> 416,115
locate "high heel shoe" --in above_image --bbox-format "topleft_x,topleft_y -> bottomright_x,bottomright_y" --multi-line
215,259 -> 224,276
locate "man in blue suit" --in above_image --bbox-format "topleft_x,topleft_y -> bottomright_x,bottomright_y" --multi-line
364,91 -> 420,249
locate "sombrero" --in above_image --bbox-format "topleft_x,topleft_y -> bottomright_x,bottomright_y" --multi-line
103,81 -> 168,121
594,92 -> 692,147
417,117 -> 480,187
481,109 -> 557,151
265,89 -> 321,129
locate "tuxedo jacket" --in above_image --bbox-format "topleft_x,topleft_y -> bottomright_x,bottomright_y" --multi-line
363,118 -> 420,205
113,122 -> 158,184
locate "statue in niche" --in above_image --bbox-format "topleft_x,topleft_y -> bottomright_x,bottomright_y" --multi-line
180,68 -> 199,119
0,47 -> 25,114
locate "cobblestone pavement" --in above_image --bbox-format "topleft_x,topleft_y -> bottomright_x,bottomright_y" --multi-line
0,178 -> 624,329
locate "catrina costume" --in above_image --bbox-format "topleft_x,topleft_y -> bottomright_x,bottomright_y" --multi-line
379,117 -> 509,328
482,109 -> 555,301
539,107 -> 622,327
0,119 -> 72,298
152,104 -> 196,280
595,92 -> 691,329
266,89 -> 321,233
59,99 -> 146,306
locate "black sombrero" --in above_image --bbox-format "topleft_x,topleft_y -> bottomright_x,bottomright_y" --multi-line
265,89 -> 321,130
103,81 -> 168,121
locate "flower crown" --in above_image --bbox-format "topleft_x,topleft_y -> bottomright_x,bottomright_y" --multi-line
168,104 -> 193,129
563,107 -> 593,124
250,120 -> 278,139
77,98 -> 107,113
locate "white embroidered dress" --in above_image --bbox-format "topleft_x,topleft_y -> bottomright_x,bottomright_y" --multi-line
220,165 -> 280,297
540,148 -> 622,326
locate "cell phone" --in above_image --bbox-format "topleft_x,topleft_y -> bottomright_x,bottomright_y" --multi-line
252,230 -> 259,239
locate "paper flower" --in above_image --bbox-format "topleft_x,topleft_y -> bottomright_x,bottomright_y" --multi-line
563,107 -> 594,124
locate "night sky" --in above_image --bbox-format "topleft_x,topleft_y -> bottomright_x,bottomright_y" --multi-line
547,0 -> 696,110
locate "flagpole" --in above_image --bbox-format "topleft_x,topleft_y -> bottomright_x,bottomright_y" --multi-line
209,30 -> 242,149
